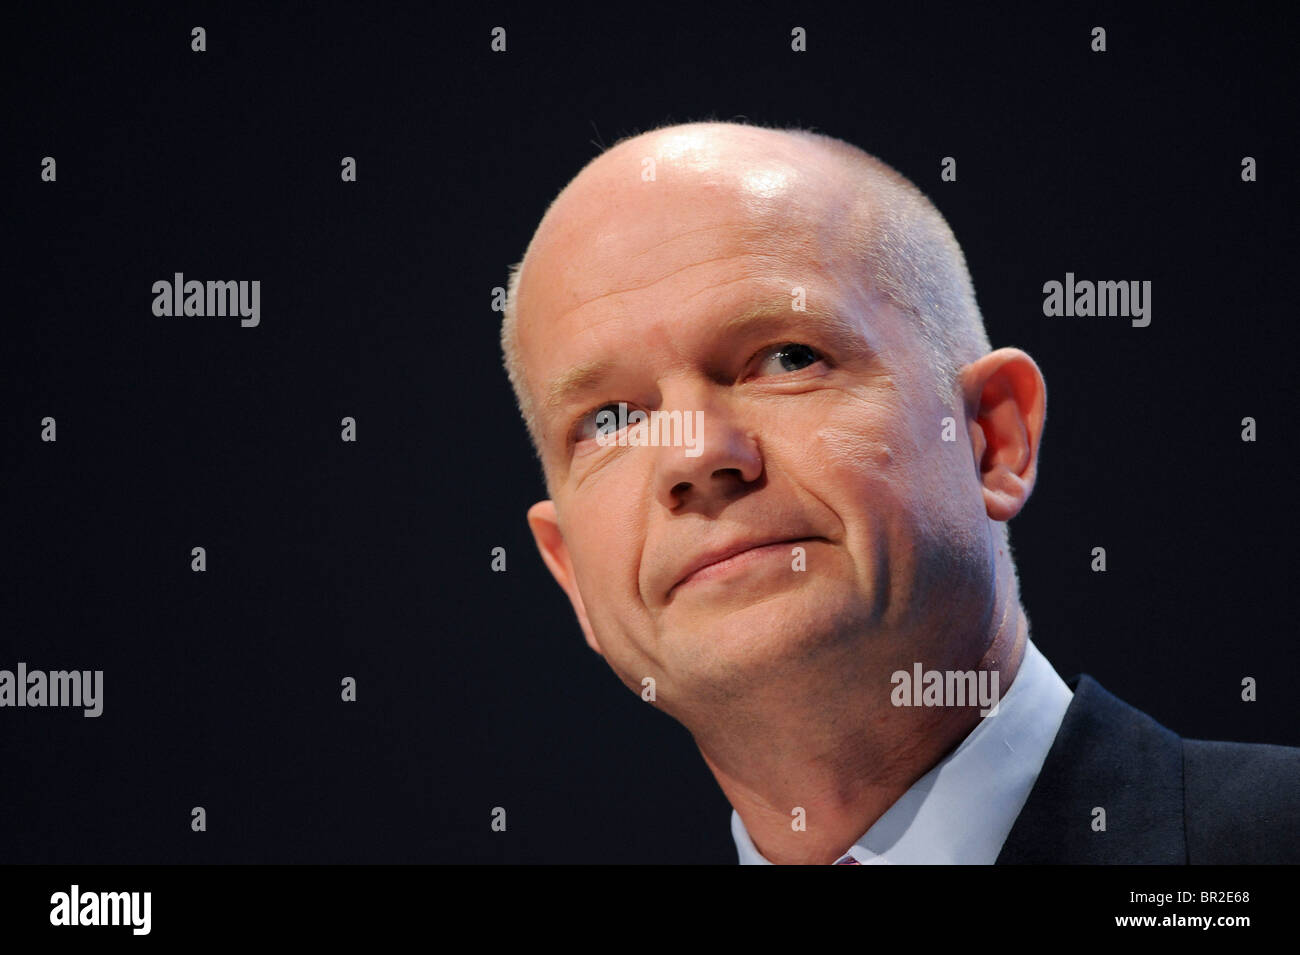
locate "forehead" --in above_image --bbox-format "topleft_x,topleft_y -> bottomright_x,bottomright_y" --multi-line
523,134 -> 852,311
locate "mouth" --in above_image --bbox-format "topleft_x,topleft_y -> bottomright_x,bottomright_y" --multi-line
668,537 -> 823,598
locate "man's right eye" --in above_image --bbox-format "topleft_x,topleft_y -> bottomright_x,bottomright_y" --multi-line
575,402 -> 626,443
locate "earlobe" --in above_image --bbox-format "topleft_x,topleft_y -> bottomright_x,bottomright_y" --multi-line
981,462 -> 1033,522
960,348 -> 1047,524
526,500 -> 604,656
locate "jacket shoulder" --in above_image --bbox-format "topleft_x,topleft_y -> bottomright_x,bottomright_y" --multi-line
999,675 -> 1300,864
997,675 -> 1185,864
1183,737 -> 1300,864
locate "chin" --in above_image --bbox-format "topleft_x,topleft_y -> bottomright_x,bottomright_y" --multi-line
665,586 -> 872,691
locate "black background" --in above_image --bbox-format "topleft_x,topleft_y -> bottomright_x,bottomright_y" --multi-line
4,1 -> 1296,863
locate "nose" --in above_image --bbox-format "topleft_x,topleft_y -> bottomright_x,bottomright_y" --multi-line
652,384 -> 763,512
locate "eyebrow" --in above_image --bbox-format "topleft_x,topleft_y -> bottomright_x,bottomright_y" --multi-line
539,303 -> 878,425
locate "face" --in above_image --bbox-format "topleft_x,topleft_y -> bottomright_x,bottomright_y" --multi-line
518,129 -> 998,723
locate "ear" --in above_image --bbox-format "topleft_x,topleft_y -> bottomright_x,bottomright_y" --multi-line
526,499 -> 604,656
959,348 -> 1047,523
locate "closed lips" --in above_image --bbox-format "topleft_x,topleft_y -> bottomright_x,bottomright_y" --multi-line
670,537 -> 816,595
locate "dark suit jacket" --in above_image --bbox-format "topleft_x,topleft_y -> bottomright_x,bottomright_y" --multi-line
996,674 -> 1300,863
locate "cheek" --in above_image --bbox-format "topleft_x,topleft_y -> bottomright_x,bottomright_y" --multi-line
801,393 -> 990,574
806,422 -> 899,482
560,484 -> 660,663
795,392 -> 973,570
797,393 -> 921,508
566,498 -> 642,602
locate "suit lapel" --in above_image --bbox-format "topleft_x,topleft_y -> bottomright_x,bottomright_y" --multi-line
996,675 -> 1187,863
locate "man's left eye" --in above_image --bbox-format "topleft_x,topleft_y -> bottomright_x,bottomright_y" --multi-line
755,343 -> 824,376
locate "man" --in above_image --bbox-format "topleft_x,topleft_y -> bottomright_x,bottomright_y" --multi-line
498,120 -> 1300,864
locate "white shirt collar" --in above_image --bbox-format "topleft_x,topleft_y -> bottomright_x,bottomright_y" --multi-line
732,639 -> 1073,864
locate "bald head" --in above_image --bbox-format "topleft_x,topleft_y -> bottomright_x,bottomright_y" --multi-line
501,121 -> 989,467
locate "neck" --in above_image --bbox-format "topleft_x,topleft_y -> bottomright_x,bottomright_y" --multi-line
697,579 -> 1029,865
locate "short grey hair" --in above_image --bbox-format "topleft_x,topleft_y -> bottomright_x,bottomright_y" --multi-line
781,127 -> 992,402
500,260 -> 537,454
